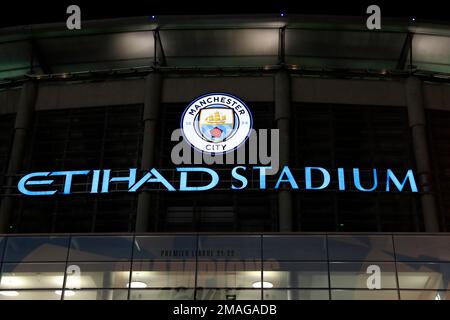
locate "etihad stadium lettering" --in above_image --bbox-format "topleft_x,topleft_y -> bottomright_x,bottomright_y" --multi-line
17,166 -> 418,196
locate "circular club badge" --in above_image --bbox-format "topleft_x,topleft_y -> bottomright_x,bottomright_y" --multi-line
181,93 -> 253,154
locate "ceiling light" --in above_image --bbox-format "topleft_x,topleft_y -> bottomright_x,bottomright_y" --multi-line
127,281 -> 148,289
0,276 -> 22,287
55,290 -> 76,297
252,281 -> 273,289
0,291 -> 19,297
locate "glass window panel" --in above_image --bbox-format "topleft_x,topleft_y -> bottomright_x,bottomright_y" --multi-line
195,289 -> 261,300
0,290 -> 61,300
328,235 -> 395,261
0,237 -> 5,261
64,262 -> 130,289
133,236 -> 197,260
0,263 -> 66,289
394,236 -> 450,262
263,236 -> 327,261
131,260 -> 196,288
62,289 -> 128,300
197,236 -> 261,261
397,262 -> 450,290
263,289 -> 329,300
330,262 -> 397,289
196,260 -> 261,288
69,236 -> 133,261
400,290 -> 450,300
3,236 -> 69,262
129,289 -> 194,300
331,289 -> 399,300
263,261 -> 328,288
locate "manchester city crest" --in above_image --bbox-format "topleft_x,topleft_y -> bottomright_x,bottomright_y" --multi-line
181,93 -> 253,154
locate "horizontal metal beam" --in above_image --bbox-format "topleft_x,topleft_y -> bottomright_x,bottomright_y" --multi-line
2,65 -> 450,91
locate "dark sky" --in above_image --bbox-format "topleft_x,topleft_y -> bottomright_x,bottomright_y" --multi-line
1,0 -> 449,28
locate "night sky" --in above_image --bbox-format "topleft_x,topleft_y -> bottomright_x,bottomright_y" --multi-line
0,1 -> 449,28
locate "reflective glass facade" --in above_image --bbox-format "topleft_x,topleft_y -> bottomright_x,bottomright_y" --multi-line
0,234 -> 449,300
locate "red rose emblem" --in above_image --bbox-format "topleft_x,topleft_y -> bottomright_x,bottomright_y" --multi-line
210,127 -> 223,138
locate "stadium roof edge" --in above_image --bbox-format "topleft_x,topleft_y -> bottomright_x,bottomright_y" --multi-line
1,14 -> 450,80
2,14 -> 450,41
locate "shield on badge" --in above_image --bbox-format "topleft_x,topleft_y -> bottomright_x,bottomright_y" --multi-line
199,108 -> 235,142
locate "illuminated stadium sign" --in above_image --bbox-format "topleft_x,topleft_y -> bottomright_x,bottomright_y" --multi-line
17,167 -> 418,195
181,93 -> 252,154
16,93 -> 419,196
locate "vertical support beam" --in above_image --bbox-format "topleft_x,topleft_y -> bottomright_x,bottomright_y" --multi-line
0,81 -> 37,233
99,272 -> 114,300
30,39 -> 52,75
405,76 -> 440,232
278,27 -> 286,65
135,72 -> 162,232
275,70 -> 293,232
287,271 -> 299,300
153,29 -> 167,67
409,33 -> 414,74
396,33 -> 413,71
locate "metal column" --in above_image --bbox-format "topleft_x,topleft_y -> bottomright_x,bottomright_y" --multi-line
0,81 -> 37,233
275,70 -> 293,232
405,76 -> 440,232
135,72 -> 162,232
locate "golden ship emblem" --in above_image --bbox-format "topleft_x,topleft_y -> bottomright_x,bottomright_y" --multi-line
205,111 -> 226,125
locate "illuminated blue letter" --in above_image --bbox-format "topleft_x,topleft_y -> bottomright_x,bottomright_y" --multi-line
353,168 -> 377,192
253,166 -> 272,189
386,169 -> 418,192
130,168 -> 175,192
101,169 -> 137,193
231,166 -> 248,190
275,166 -> 299,189
178,167 -> 219,191
18,172 -> 56,196
338,168 -> 346,191
50,170 -> 90,194
90,170 -> 101,193
305,167 -> 330,190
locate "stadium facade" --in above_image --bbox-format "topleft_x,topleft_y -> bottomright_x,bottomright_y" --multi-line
0,14 -> 449,300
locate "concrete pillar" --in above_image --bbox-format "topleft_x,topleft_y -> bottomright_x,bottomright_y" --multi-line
99,272 -> 114,300
135,73 -> 162,232
405,76 -> 440,232
275,70 -> 293,232
287,271 -> 300,300
0,81 -> 37,233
